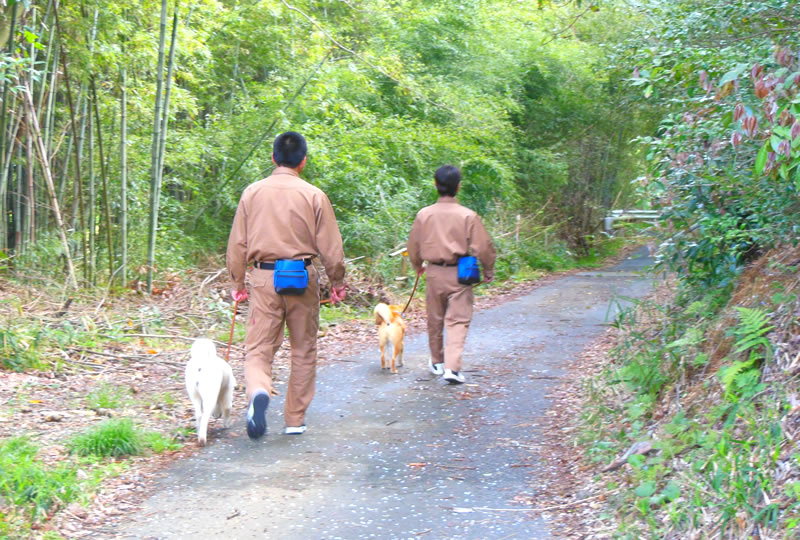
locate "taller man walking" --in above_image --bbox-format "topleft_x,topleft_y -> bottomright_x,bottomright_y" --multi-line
227,131 -> 346,439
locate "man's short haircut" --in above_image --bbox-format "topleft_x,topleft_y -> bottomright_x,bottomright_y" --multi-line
273,131 -> 307,168
434,165 -> 461,197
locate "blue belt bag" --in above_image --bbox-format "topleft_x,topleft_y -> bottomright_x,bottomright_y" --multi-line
273,260 -> 309,295
457,256 -> 481,285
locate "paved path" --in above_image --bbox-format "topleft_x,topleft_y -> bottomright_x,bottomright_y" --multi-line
110,248 -> 653,539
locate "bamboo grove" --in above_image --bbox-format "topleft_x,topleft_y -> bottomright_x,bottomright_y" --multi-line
0,0 -> 654,292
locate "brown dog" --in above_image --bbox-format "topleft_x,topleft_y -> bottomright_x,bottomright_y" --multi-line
374,303 -> 407,373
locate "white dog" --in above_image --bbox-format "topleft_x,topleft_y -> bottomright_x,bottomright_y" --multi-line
184,338 -> 236,445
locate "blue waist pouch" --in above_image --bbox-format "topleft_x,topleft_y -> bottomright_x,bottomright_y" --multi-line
273,260 -> 309,295
457,256 -> 481,285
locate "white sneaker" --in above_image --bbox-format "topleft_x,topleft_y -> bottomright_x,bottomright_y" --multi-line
283,425 -> 307,435
429,358 -> 444,376
443,369 -> 465,384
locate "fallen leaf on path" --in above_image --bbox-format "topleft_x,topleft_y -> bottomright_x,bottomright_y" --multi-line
407,462 -> 427,468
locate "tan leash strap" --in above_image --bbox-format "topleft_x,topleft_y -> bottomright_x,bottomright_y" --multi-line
403,272 -> 421,314
226,299 -> 239,362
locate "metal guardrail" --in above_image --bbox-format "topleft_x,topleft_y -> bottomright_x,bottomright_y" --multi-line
604,210 -> 660,234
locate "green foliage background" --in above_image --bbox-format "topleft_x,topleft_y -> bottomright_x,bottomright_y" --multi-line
0,0 -> 653,285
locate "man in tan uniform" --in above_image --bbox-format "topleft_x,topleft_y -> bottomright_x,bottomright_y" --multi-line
227,131 -> 346,439
407,165 -> 496,384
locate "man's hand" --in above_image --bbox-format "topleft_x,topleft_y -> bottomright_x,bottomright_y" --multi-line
330,285 -> 346,304
231,288 -> 248,302
416,265 -> 426,276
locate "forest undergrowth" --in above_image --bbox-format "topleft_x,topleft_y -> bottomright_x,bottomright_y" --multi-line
544,245 -> 800,539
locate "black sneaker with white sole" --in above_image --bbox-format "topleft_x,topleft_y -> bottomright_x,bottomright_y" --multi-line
246,390 -> 270,440
443,368 -> 465,384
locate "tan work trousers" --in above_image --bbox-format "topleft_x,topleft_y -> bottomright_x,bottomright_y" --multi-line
425,264 -> 474,372
244,265 -> 320,427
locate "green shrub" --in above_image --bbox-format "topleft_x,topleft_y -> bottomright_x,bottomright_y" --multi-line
68,419 -> 143,458
0,437 -> 80,519
0,327 -> 46,372
68,419 -> 181,458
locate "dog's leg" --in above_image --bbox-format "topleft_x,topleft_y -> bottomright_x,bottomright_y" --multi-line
396,341 -> 404,368
220,380 -> 234,429
390,344 -> 398,374
379,342 -> 386,370
197,407 -> 212,446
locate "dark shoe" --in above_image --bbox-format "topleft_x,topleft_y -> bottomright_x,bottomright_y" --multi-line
443,369 -> 465,384
246,390 -> 270,440
429,358 -> 444,376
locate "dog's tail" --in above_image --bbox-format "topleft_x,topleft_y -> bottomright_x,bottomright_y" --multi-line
191,338 -> 217,361
374,303 -> 392,326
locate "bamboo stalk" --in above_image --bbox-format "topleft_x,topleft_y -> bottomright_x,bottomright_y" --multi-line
1,111 -> 23,251
91,77 -> 115,282
26,111 -> 34,245
146,0 -> 169,293
55,4 -> 87,285
0,1 -> 18,182
89,82 -> 97,284
22,81 -> 78,289
120,39 -> 128,288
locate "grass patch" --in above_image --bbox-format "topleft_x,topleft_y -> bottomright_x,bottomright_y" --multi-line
68,418 -> 181,458
86,383 -> 130,410
69,419 -> 143,458
0,437 -> 81,520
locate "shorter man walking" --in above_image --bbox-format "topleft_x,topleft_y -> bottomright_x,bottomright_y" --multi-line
227,131 -> 346,439
407,165 -> 496,384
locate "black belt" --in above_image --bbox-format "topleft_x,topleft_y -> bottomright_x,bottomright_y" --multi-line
255,259 -> 313,270
430,261 -> 458,267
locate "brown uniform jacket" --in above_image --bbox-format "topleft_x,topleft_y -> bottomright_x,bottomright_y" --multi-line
407,196 -> 496,280
227,167 -> 346,291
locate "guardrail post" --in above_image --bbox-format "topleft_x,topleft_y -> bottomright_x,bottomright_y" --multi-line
604,216 -> 614,235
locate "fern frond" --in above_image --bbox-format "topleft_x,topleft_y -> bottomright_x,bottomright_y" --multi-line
733,307 -> 774,355
719,359 -> 754,392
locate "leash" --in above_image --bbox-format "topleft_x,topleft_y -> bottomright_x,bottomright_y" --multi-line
225,299 -> 239,362
402,272 -> 421,314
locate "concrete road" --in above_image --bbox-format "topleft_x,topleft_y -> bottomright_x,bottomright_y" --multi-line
109,248 -> 653,540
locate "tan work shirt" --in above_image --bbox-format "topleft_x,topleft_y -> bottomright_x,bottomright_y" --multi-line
407,196 -> 496,280
227,167 -> 346,290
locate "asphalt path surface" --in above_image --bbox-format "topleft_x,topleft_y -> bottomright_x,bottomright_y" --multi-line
110,248 -> 653,539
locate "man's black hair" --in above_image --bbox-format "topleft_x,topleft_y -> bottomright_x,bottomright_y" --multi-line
434,165 -> 461,197
273,131 -> 307,168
